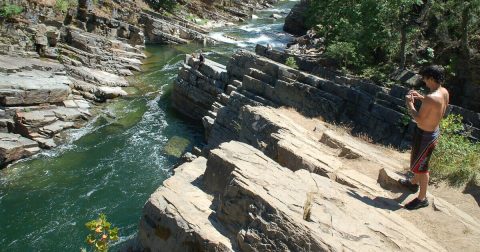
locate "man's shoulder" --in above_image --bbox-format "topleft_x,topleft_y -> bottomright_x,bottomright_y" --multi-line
425,93 -> 444,106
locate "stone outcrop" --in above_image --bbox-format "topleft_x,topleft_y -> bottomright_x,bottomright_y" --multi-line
0,0 -> 144,166
283,1 -> 309,36
140,12 -> 216,45
144,96 -> 480,250
139,141 -> 449,251
172,55 -> 228,121
0,133 -> 40,164
0,58 -> 71,105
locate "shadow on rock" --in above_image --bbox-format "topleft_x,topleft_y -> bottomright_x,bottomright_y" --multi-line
463,179 -> 480,207
347,189 -> 403,211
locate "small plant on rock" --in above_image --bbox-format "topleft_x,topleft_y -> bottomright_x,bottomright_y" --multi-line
55,0 -> 78,13
285,56 -> 299,69
85,213 -> 119,252
0,4 -> 23,19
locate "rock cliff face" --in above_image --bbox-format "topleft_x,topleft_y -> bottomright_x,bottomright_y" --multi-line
0,0 -> 146,166
173,47 -> 480,148
283,0 -> 308,36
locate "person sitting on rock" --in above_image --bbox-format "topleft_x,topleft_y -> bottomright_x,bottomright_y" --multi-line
399,65 -> 449,210
193,50 -> 205,70
267,43 -> 273,51
199,50 -> 205,65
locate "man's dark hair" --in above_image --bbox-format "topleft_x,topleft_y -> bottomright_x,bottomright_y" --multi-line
419,65 -> 445,84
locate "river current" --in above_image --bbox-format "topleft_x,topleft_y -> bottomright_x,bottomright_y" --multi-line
0,1 -> 296,250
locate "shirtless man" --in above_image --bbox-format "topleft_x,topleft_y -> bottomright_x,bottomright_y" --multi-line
400,65 -> 450,210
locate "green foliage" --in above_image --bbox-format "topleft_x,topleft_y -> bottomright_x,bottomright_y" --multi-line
285,56 -> 299,69
85,213 -> 119,252
144,0 -> 178,12
55,0 -> 78,13
306,0 -> 420,67
324,42 -> 361,68
305,0 -> 480,83
430,114 -> 480,187
0,4 -> 23,18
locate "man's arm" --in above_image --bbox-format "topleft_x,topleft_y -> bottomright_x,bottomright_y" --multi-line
407,95 -> 431,123
408,90 -> 425,101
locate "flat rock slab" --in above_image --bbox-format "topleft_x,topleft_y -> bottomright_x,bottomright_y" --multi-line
139,157 -> 233,252
204,141 -> 445,251
0,56 -> 64,73
68,66 -> 128,87
0,133 -> 39,165
15,107 -> 87,138
0,70 -> 71,105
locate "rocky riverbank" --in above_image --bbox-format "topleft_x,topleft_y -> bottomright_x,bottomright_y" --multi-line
0,0 -> 277,167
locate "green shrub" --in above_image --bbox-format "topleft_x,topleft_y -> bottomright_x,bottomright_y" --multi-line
85,213 -> 119,252
0,4 -> 23,18
324,42 -> 362,69
430,114 -> 480,187
55,0 -> 77,13
285,57 -> 298,69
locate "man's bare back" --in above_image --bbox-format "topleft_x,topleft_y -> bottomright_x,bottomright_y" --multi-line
414,87 -> 449,132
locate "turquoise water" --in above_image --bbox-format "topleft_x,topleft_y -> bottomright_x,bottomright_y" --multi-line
0,1 -> 295,251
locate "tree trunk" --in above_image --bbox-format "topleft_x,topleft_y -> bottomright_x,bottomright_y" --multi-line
399,23 -> 407,70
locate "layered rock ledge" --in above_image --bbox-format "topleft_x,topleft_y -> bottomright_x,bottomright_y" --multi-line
173,48 -> 480,149
140,141 -> 450,251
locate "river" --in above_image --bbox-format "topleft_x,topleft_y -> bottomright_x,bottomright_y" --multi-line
0,1 -> 296,250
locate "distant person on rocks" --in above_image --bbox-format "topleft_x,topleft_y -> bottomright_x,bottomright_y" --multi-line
192,50 -> 205,70
267,43 -> 273,51
199,50 -> 205,65
399,65 -> 449,210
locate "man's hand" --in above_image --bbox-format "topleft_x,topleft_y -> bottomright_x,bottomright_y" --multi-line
408,90 -> 425,101
405,93 -> 414,104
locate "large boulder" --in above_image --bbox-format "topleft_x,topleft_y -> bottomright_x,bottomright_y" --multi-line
283,2 -> 309,36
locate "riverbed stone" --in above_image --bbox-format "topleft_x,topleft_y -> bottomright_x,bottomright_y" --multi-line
0,133 -> 39,165
0,70 -> 71,105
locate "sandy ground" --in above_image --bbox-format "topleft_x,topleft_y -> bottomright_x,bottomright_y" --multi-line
277,106 -> 480,251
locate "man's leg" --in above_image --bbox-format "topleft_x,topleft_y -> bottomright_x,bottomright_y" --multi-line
411,174 -> 419,185
417,172 -> 429,200
404,172 -> 430,210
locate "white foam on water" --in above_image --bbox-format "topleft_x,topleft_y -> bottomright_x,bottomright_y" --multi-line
247,34 -> 273,44
85,188 -> 97,197
239,24 -> 264,33
209,32 -> 238,44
